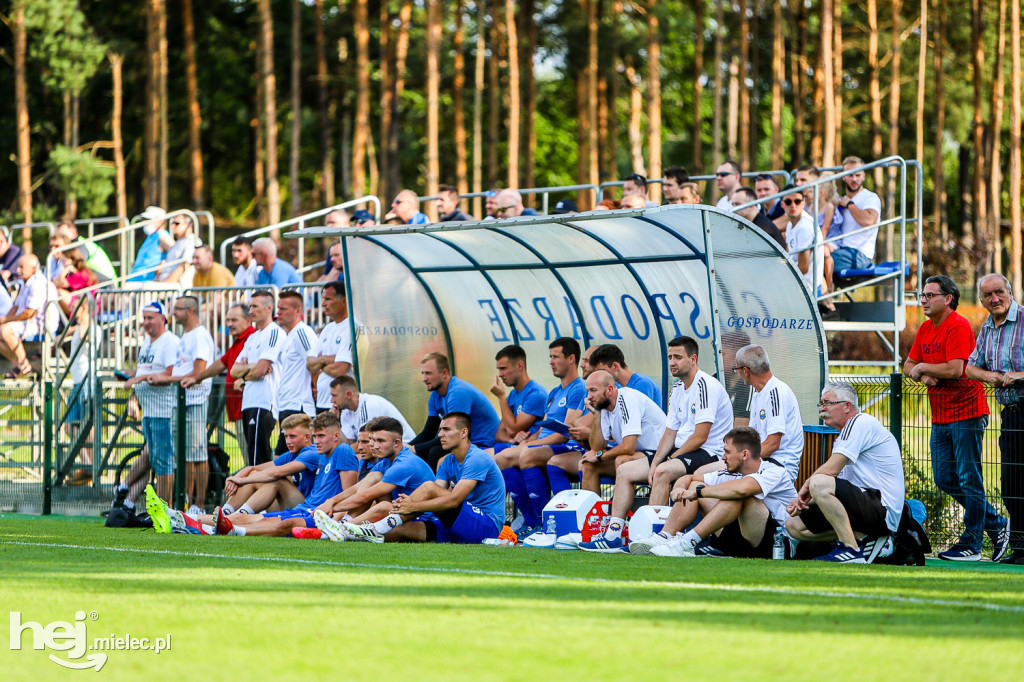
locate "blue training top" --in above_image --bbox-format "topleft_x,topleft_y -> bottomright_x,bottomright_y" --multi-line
627,372 -> 662,408
436,445 -> 507,530
380,447 -> 437,498
273,444 -> 320,498
296,443 -> 358,510
538,377 -> 587,439
427,376 -> 500,447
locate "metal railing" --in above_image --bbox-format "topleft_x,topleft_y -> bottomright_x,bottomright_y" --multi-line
599,169 -> 793,202
421,184 -> 600,215
219,198 -> 383,271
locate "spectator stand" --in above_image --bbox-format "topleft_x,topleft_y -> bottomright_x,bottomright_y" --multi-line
598,169 -> 793,203
218,197 -> 382,273
420,184 -> 600,215
735,156 -> 922,373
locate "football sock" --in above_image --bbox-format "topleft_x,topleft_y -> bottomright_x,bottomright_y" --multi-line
545,465 -> 576,496
221,504 -> 236,515
372,514 -> 403,535
201,524 -> 216,535
229,526 -> 246,537
238,504 -> 255,515
605,517 -> 626,541
522,466 -> 552,514
502,467 -> 538,526
680,529 -> 701,548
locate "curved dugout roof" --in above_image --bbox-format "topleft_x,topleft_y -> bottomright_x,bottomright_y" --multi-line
301,205 -> 828,428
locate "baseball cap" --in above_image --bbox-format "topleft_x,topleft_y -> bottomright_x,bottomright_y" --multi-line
142,301 -> 168,319
351,210 -> 374,225
140,206 -> 166,221
552,199 -> 578,215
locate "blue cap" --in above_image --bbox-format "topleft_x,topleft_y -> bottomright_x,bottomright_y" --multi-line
351,210 -> 374,224
142,301 -> 167,319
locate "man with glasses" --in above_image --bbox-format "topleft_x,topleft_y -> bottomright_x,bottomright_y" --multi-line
622,173 -> 658,208
786,382 -> 905,563
493,188 -> 539,218
833,155 -> 881,271
155,214 -> 200,284
714,160 -> 742,211
733,344 -> 803,479
389,189 -> 430,225
967,274 -> 1024,563
905,275 -> 1006,561
780,185 -> 824,294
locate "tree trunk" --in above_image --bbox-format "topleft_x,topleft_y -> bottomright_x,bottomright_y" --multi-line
711,0 -> 724,192
254,62 -> 266,224
505,0 -> 520,189
351,0 -> 369,202
109,53 -> 127,219
793,1 -> 807,166
454,0 -> 469,198
63,93 -> 77,219
158,0 -> 168,208
625,65 -> 645,175
586,0 -> 599,188
833,0 -> 842,162
748,2 -> 759,169
868,0 -> 885,250
378,0 -> 392,204
738,0 -> 750,170
576,76 -> 589,206
314,0 -> 334,206
1010,0 -> 1021,297
770,0 -> 784,170
886,0 -> 902,240
607,10 -> 620,182
472,1 -> 485,216
821,0 -> 835,167
288,0 -> 301,217
389,0 -> 413,197
145,1 -> 158,207
933,0 -> 946,243
14,1 -> 32,232
184,0 -> 204,208
970,0 -> 986,265
988,0 -> 1007,275
367,110 -> 379,198
521,0 -> 537,191
727,56 -> 739,161
258,0 -> 281,230
692,0 -> 704,169
916,0 -> 928,175
426,0 -> 441,219
646,0 -> 661,202
487,7 -> 500,187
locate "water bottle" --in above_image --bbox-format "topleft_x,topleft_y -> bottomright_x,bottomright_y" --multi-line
545,515 -> 557,535
772,527 -> 786,561
481,538 -> 514,546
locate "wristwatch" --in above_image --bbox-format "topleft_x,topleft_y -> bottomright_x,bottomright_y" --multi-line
695,484 -> 705,498
595,450 -> 604,462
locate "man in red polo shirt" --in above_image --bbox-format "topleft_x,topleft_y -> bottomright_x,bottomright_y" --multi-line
183,303 -> 254,463
905,275 -> 1005,561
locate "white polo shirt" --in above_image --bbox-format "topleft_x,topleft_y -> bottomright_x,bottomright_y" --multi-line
600,386 -> 667,453
277,321 -> 318,415
309,319 -> 354,410
666,370 -> 734,456
172,325 -> 215,406
749,375 -> 804,479
239,321 -> 287,415
832,412 -> 905,533
339,392 -> 416,443
704,458 -> 796,528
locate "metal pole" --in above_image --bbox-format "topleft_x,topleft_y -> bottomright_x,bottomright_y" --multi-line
889,372 -> 903,450
43,381 -> 53,516
174,384 -> 187,509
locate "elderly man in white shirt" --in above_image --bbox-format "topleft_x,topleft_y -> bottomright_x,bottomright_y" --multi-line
0,254 -> 47,378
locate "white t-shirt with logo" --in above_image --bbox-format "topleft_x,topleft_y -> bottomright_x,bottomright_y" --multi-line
12,271 -> 47,334
600,386 -> 667,453
172,325 -> 215,405
666,370 -> 734,456
841,188 -> 882,260
749,375 -> 804,479
134,330 -> 180,418
234,260 -> 259,289
831,412 -> 905,532
239,322 -> 287,415
785,211 -> 825,292
278,322 -> 318,415
339,392 -> 416,443
704,458 -> 797,528
309,319 -> 353,410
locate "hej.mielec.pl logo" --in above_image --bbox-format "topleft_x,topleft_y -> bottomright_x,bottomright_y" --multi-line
10,610 -> 172,671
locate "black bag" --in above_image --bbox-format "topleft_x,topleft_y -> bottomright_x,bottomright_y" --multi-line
104,508 -> 154,529
205,444 -> 231,507
876,501 -> 932,566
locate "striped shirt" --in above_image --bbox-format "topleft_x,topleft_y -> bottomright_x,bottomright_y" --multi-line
339,392 -> 416,443
277,322 -> 318,415
968,299 -> 1024,405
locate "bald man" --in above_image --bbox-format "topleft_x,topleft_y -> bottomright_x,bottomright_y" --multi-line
0,254 -> 47,378
494,189 -> 540,218
389,190 -> 430,225
253,237 -> 303,288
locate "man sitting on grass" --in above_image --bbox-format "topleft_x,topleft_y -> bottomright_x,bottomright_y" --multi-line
317,412 -> 505,544
628,426 -> 795,557
312,417 -> 437,538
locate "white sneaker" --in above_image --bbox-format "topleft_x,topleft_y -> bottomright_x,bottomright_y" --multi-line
313,509 -> 347,542
650,535 -> 698,558
629,532 -> 672,555
343,520 -> 385,543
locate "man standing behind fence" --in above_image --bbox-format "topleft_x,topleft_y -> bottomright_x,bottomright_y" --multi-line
905,275 -> 1008,561
232,290 -> 287,465
274,290 -> 318,456
966,274 -> 1021,564
306,281 -> 353,413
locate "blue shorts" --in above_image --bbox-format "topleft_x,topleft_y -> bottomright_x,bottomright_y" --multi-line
532,441 -> 585,456
428,502 -> 501,544
831,246 -> 873,272
492,443 -> 514,453
262,508 -> 315,528
143,417 -> 175,476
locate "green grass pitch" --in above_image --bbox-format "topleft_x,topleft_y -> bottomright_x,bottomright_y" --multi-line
2,515 -> 1023,681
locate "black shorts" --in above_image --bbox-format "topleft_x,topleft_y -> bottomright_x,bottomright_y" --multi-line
640,450 -> 658,464
713,515 -> 778,559
799,478 -> 889,537
669,448 -> 718,473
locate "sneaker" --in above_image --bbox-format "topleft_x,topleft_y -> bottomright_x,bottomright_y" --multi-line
578,534 -> 626,553
215,506 -> 234,536
629,532 -> 672,555
314,510 -> 347,542
938,545 -> 982,561
693,537 -> 727,557
650,535 -> 697,558
813,544 -> 867,563
171,510 -> 208,535
145,485 -> 171,534
990,518 -> 1011,562
103,488 -> 131,516
292,527 -> 324,540
859,535 -> 894,564
998,550 -> 1024,565
342,520 -> 385,543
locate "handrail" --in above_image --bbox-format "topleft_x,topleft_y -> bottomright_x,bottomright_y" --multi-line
599,169 -> 793,201
420,184 -> 598,216
74,215 -> 128,240
11,221 -> 57,233
194,210 -> 216,250
218,197 -> 382,269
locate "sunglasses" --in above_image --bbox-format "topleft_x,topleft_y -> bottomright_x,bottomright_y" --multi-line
783,197 -> 804,206
715,171 -> 736,177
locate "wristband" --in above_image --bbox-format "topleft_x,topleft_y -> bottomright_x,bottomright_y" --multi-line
695,484 -> 705,499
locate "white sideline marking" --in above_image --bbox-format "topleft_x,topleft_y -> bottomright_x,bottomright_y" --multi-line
5,540 -> 1024,614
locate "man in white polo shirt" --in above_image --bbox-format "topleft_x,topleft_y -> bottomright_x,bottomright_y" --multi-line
306,281 -> 353,414
329,374 -> 415,443
274,290 -> 318,456
787,381 -> 905,564
0,254 -> 46,378
232,290 -> 287,465
733,344 -> 804,479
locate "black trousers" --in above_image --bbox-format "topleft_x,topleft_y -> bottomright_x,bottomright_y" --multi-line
1000,402 -> 1024,551
242,407 -> 277,466
274,409 -> 305,457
